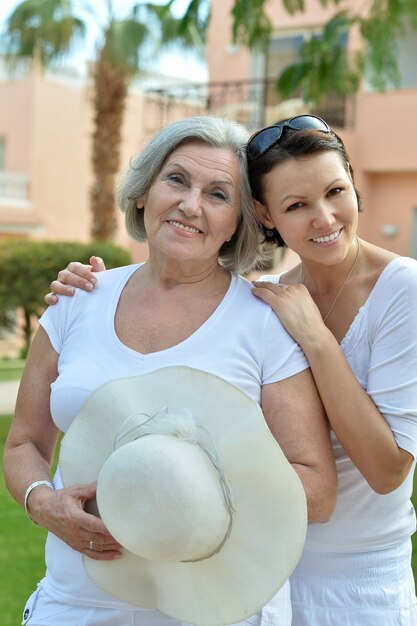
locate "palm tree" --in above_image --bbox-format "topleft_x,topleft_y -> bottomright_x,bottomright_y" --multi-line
87,4 -> 150,240
2,0 -> 203,240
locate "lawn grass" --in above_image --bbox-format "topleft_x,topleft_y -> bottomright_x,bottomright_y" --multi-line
1,413 -> 417,624
0,360 -> 25,382
0,415 -> 48,626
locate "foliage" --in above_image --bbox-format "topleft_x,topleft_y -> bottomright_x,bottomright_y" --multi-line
277,12 -> 363,103
3,0 -> 85,68
177,0 -> 417,102
1,0 -> 193,73
231,0 -> 273,50
358,0 -> 417,92
0,240 -> 131,352
152,0 -> 208,51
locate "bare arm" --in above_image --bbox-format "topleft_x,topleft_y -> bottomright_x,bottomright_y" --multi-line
303,330 -> 413,494
3,326 -> 121,560
254,281 -> 414,494
262,368 -> 337,523
45,256 -> 106,305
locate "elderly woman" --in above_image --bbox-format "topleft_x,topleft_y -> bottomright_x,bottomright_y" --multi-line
4,116 -> 336,626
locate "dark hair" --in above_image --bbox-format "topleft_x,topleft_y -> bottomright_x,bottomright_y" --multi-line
248,127 -> 362,247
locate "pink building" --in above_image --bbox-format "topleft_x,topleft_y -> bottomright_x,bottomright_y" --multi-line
0,0 -> 416,264
0,60 -> 184,262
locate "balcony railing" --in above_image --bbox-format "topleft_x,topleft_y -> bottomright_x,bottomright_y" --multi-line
0,171 -> 31,207
144,78 -> 354,134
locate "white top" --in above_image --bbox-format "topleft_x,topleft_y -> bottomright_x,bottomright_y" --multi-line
262,256 -> 417,552
38,263 -> 308,609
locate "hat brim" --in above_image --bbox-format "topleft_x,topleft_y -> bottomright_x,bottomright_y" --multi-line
59,366 -> 307,626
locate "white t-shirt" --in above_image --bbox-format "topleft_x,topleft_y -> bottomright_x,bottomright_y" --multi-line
38,263 -> 308,609
262,256 -> 417,552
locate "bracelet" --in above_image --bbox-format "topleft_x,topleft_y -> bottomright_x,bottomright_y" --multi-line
24,480 -> 55,525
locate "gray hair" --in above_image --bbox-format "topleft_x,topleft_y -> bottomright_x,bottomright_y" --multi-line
117,115 -> 263,274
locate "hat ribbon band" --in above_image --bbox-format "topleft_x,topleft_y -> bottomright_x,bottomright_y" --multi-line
113,408 -> 235,562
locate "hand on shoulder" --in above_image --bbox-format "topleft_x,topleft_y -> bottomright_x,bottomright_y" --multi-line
44,256 -> 107,305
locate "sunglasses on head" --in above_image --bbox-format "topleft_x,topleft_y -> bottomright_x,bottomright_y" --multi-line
247,114 -> 331,161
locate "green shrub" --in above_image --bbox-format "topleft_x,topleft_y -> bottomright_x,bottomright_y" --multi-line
0,240 -> 131,353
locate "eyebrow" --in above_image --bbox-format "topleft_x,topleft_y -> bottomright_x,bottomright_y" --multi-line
278,176 -> 348,203
277,193 -> 307,207
165,161 -> 236,187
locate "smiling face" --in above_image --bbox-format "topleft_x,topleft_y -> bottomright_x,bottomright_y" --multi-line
256,150 -> 359,267
139,141 -> 241,269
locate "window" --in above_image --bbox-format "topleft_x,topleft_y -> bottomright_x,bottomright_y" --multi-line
265,35 -> 304,107
264,31 -> 350,127
363,17 -> 417,91
396,19 -> 417,88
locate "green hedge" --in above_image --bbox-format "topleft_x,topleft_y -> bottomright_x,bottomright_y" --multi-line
0,240 -> 131,354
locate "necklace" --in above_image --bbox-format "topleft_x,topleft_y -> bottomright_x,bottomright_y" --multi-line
301,236 -> 361,323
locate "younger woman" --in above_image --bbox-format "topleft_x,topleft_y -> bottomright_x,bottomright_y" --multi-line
248,115 -> 417,625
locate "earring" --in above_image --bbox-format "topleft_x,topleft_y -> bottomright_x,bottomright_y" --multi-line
265,228 -> 275,237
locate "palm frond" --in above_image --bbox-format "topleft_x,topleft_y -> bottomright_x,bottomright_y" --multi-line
101,17 -> 149,74
2,0 -> 85,67
141,0 -> 209,50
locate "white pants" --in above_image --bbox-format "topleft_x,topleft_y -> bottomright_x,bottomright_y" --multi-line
22,582 -> 292,626
290,539 -> 417,626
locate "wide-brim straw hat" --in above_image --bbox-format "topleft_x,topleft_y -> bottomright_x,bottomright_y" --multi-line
59,366 -> 307,626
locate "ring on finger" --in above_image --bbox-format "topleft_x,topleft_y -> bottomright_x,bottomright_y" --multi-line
89,540 -> 95,551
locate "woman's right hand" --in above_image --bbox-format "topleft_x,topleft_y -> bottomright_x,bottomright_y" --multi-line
45,256 -> 106,305
28,480 -> 122,561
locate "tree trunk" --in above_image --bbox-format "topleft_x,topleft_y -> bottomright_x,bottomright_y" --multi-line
90,49 -> 129,240
23,309 -> 32,357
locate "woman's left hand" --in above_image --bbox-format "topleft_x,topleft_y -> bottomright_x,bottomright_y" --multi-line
44,256 -> 106,305
252,281 -> 325,347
